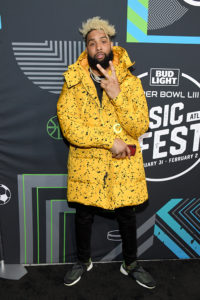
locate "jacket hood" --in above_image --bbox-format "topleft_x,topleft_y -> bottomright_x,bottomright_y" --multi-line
63,46 -> 135,88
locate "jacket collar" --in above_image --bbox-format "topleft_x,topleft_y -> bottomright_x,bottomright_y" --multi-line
63,46 -> 134,88
63,53 -> 99,106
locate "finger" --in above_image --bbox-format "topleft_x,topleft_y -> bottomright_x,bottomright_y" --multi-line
96,64 -> 110,79
126,146 -> 131,159
101,78 -> 107,85
120,152 -> 127,159
115,152 -> 125,159
100,80 -> 106,89
112,151 -> 120,158
109,61 -> 117,77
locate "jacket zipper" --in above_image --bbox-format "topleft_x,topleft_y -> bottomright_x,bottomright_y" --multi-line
99,91 -> 105,125
99,107 -> 104,125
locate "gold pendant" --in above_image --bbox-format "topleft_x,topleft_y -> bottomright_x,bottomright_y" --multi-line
113,123 -> 122,134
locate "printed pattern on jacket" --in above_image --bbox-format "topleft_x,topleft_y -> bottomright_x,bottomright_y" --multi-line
57,46 -> 149,210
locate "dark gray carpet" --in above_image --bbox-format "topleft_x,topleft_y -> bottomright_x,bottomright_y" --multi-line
0,260 -> 199,300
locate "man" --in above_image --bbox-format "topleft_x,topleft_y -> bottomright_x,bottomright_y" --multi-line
57,16 -> 156,289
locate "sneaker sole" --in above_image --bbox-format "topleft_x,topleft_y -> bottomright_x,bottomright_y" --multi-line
64,275 -> 82,286
136,279 -> 156,289
120,264 -> 128,276
64,262 -> 93,287
120,264 -> 156,290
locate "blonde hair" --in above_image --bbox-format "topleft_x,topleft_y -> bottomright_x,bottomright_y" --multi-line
79,16 -> 116,40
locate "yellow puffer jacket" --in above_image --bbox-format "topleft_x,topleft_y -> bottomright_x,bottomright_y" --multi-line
57,46 -> 149,210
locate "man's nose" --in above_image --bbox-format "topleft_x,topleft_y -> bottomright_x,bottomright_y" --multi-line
96,42 -> 102,51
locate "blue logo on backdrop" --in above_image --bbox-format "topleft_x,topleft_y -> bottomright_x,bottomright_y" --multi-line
154,198 -> 200,258
127,0 -> 200,44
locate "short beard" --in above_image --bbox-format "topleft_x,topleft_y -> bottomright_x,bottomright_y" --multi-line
88,50 -> 113,71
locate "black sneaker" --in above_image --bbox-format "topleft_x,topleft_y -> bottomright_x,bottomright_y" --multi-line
64,259 -> 93,286
120,261 -> 156,289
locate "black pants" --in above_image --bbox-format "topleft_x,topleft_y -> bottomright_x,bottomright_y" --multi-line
75,204 -> 137,266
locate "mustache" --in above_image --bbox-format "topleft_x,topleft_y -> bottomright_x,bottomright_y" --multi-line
88,50 -> 113,71
95,51 -> 105,55
94,52 -> 105,59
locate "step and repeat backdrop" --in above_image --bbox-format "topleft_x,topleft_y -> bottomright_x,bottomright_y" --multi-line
0,0 -> 199,264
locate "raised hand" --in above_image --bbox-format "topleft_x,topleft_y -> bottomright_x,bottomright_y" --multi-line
96,61 -> 121,99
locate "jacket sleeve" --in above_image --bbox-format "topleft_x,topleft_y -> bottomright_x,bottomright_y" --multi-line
110,77 -> 149,139
57,82 -> 114,149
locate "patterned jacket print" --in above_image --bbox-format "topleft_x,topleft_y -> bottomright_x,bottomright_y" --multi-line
57,46 -> 149,210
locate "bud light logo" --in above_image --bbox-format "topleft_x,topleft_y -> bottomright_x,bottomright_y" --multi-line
150,68 -> 180,86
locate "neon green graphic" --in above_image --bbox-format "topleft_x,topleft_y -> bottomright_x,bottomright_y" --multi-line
47,116 -> 63,140
21,174 -> 67,264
